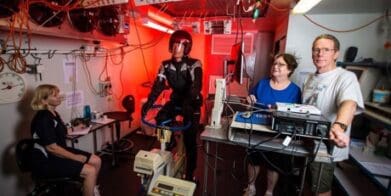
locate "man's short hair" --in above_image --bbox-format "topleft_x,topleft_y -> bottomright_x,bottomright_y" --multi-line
312,34 -> 340,51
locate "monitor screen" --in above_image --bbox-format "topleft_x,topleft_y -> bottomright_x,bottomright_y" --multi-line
345,65 -> 381,101
347,68 -> 363,81
230,42 -> 244,84
230,42 -> 241,61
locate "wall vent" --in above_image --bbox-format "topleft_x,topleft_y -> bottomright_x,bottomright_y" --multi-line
204,20 -> 231,34
211,33 -> 254,55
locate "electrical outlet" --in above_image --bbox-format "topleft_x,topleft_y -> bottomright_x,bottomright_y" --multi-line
26,64 -> 38,74
80,44 -> 95,52
106,95 -> 113,102
99,79 -> 112,97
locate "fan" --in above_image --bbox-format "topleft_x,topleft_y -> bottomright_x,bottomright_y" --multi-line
0,0 -> 20,18
97,6 -> 120,36
68,8 -> 98,33
28,0 -> 75,27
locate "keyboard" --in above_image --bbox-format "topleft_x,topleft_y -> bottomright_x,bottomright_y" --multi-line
234,111 -> 271,125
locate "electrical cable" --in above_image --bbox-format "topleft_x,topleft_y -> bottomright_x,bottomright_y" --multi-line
245,127 -> 280,184
244,117 -> 257,185
128,2 -> 152,84
98,54 -> 110,82
288,133 -> 327,174
311,134 -> 325,163
4,10 -> 31,73
79,51 -> 100,95
47,49 -> 56,59
224,99 -> 275,113
243,121 -> 313,184
3,33 -> 166,59
242,153 -> 256,186
0,55 -> 6,72
69,54 -> 79,120
257,130 -> 300,176
250,132 -> 281,150
263,0 -> 290,12
109,47 -> 125,65
105,48 -> 125,100
304,13 -> 391,33
213,143 -> 218,196
229,160 -> 244,184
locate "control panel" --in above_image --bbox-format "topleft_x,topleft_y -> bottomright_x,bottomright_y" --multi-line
149,175 -> 196,196
272,111 -> 331,139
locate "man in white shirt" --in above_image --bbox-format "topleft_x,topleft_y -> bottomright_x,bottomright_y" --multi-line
302,34 -> 364,196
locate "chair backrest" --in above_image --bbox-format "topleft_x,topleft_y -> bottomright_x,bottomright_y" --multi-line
122,95 -> 135,114
15,139 -> 36,173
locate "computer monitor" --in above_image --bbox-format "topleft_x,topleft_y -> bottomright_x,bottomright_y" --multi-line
230,42 -> 244,84
345,65 -> 380,101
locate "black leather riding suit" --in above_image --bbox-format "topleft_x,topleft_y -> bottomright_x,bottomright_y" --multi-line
143,56 -> 202,180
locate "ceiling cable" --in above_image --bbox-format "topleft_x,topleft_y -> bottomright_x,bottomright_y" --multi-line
304,13 -> 390,33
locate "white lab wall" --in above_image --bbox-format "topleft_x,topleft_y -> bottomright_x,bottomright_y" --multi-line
0,24 -> 159,194
2,11 -> 388,196
286,13 -> 388,87
0,35 -> 117,195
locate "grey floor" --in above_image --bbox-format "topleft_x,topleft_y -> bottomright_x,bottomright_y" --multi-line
97,129 -> 346,196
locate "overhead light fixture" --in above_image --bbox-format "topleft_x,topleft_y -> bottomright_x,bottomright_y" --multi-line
292,0 -> 322,14
142,18 -> 174,34
147,7 -> 173,27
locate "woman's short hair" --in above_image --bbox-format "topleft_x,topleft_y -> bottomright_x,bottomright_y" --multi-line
31,84 -> 59,111
274,53 -> 298,77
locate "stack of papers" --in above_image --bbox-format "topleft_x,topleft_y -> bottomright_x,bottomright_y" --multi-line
276,102 -> 322,115
360,162 -> 391,177
68,125 -> 92,136
91,118 -> 114,124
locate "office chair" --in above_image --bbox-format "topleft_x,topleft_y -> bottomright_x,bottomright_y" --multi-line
103,95 -> 135,156
15,139 -> 82,196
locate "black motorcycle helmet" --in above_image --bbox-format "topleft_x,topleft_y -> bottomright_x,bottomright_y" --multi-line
169,30 -> 192,55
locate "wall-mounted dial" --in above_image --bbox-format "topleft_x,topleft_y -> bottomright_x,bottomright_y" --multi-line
0,72 -> 26,104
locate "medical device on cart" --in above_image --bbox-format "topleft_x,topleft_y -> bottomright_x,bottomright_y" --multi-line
133,110 -> 196,196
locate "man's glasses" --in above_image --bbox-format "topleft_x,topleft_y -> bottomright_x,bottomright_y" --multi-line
312,48 -> 335,54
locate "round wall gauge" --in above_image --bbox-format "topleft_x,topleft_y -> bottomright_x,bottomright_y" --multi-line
0,72 -> 26,104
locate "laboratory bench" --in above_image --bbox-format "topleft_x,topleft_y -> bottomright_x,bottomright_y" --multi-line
66,118 -> 118,166
334,102 -> 391,195
200,118 -> 331,196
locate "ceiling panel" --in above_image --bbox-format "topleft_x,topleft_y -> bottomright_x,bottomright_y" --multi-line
136,0 -> 390,19
308,0 -> 390,14
151,0 -> 280,18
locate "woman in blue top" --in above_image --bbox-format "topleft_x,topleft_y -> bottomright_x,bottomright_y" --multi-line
244,53 -> 301,196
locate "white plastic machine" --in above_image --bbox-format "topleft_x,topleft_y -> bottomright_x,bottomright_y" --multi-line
206,78 -> 226,129
133,124 -> 195,195
133,149 -> 172,176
